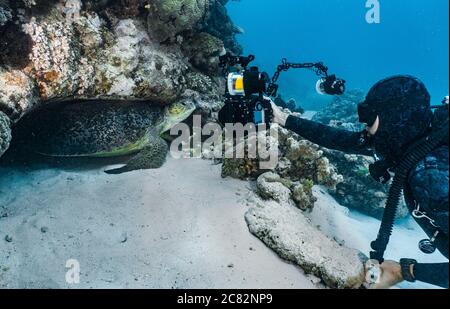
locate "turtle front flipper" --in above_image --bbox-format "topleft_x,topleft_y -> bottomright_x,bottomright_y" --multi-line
105,136 -> 169,175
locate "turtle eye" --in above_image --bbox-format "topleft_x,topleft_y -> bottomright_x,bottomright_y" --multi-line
169,104 -> 185,115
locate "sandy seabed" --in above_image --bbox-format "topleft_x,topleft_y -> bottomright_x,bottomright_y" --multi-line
0,157 -> 444,289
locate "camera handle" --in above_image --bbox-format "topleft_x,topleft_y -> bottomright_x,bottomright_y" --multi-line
267,59 -> 329,97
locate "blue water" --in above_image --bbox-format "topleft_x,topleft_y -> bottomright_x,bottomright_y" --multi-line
228,0 -> 449,110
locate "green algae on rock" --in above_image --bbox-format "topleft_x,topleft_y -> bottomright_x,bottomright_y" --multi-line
146,0 -> 209,43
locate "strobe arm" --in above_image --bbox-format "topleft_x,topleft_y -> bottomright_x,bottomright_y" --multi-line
276,59 -> 329,77
267,59 -> 330,97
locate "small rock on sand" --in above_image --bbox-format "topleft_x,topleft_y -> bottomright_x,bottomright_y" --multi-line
120,232 -> 128,243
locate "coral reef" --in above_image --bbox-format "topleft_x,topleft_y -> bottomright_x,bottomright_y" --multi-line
222,157 -> 260,180
256,172 -> 317,211
312,89 -> 365,132
18,12 -> 188,101
185,72 -> 218,95
0,0 -> 241,157
62,0 -> 82,22
322,148 -> 409,219
0,69 -> 39,122
201,0 -> 242,55
145,0 -> 242,53
217,123 -> 367,288
146,0 -> 209,43
105,0 -> 148,19
278,131 -> 343,189
182,32 -> 225,74
0,21 -> 33,69
0,1 -> 12,27
221,126 -> 342,211
217,117 -> 372,288
219,123 -> 372,286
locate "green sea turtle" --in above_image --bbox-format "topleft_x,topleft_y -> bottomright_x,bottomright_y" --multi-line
14,99 -> 195,174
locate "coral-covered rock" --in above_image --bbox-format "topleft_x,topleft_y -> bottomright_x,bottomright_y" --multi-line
222,157 -> 260,180
221,126 -> 342,186
221,125 -> 342,211
0,21 -> 33,69
256,172 -> 293,205
276,127 -> 343,189
291,179 -> 317,211
0,69 -> 39,122
0,1 -> 12,27
182,32 -> 225,74
21,11 -> 188,102
202,0 -> 242,54
0,0 -> 240,158
146,0 -> 209,43
322,148 -> 409,219
256,172 -> 317,211
221,129 -> 278,180
108,0 -> 147,19
185,72 -> 220,96
98,19 -> 188,102
0,111 -> 11,157
245,199 -> 366,288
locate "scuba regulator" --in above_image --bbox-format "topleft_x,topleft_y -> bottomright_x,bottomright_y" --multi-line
218,54 -> 346,126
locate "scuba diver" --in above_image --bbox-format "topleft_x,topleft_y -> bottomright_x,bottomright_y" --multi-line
270,75 -> 449,289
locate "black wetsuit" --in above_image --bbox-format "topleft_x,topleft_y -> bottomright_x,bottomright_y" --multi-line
285,115 -> 449,288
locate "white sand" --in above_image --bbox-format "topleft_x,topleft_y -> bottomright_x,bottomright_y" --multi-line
0,158 -> 319,289
0,158 -> 444,289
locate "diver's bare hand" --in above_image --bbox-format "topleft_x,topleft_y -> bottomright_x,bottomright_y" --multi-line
270,101 -> 289,127
364,259 -> 404,289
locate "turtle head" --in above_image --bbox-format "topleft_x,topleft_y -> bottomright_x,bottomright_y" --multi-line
158,100 -> 196,135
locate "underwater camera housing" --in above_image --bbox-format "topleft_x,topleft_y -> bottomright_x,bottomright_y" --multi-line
218,54 -> 346,126
218,54 -> 273,126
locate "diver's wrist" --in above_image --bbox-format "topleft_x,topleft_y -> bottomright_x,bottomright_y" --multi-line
269,100 -> 289,127
273,110 -> 289,127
